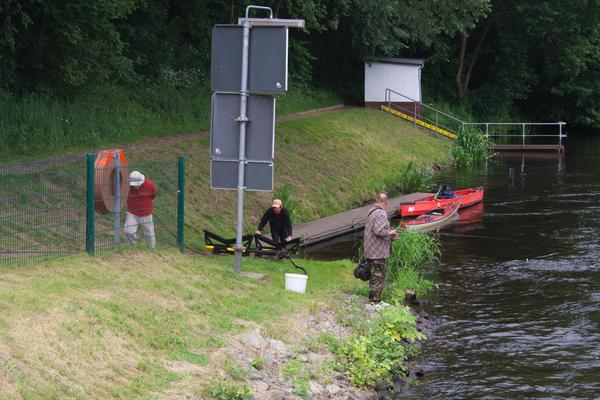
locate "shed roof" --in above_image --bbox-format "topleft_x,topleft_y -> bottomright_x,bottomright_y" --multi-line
373,57 -> 425,66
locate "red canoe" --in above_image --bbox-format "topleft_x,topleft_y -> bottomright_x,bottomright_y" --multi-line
402,199 -> 461,231
400,187 -> 484,217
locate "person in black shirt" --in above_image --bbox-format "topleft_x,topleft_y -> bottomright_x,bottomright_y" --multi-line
255,199 -> 293,244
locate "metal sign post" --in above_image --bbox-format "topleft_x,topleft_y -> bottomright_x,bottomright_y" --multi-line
210,5 -> 304,274
233,11 -> 254,274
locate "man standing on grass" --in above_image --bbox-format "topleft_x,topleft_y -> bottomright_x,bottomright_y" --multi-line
363,192 -> 398,304
125,170 -> 157,249
255,199 -> 293,244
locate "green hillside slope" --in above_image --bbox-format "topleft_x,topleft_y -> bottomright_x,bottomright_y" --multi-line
124,107 -> 451,245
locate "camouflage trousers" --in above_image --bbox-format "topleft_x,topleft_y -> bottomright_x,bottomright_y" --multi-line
367,258 -> 387,302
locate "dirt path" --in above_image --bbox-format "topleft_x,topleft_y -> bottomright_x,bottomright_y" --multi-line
124,104 -> 349,154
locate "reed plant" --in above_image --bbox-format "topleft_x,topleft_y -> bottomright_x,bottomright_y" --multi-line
392,161 -> 434,194
451,125 -> 490,167
383,230 -> 440,304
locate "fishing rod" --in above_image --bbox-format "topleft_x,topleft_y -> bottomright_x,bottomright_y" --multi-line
427,232 -> 518,242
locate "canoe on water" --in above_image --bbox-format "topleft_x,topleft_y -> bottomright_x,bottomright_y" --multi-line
400,187 -> 484,217
402,200 -> 461,232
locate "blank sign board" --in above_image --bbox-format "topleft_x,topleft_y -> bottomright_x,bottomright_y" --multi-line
210,93 -> 275,161
248,26 -> 288,94
211,25 -> 288,94
211,160 -> 273,191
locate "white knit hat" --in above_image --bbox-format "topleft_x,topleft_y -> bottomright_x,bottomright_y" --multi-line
129,170 -> 145,187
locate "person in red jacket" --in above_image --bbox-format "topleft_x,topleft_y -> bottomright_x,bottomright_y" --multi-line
125,170 -> 157,248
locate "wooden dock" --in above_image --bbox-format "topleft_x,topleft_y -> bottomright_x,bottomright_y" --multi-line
490,144 -> 565,153
293,192 -> 426,248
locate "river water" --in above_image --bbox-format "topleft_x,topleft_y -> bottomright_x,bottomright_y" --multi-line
305,133 -> 600,399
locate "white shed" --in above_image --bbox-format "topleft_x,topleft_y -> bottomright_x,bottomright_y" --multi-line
364,57 -> 425,110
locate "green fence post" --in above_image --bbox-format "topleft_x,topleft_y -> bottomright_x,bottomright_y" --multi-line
177,156 -> 186,253
86,154 -> 95,256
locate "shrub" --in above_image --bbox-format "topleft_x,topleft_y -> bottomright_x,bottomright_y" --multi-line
207,381 -> 253,400
338,305 -> 425,387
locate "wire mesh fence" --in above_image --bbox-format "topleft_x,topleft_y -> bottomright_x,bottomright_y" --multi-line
0,156 -> 86,267
0,153 -> 184,268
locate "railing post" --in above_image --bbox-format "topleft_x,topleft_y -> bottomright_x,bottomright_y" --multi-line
485,123 -> 489,140
85,154 -> 95,256
113,151 -> 121,246
414,101 -> 417,124
177,156 -> 186,253
559,122 -> 563,146
522,123 -> 526,147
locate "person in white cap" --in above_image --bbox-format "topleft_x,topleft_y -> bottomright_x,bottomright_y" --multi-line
255,199 -> 293,244
125,170 -> 157,248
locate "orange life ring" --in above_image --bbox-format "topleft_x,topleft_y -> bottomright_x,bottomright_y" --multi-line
94,149 -> 130,214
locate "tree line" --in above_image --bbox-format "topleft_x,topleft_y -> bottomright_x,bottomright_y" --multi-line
2,0 -> 600,127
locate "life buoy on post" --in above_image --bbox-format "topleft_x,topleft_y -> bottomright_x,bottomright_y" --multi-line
94,149 -> 130,214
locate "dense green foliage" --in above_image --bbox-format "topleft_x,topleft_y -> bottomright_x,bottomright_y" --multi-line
423,0 -> 600,126
337,305 -> 425,387
3,0 -> 600,150
0,0 -> 488,94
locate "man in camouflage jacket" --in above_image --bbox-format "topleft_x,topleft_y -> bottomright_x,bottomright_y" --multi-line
363,192 -> 399,303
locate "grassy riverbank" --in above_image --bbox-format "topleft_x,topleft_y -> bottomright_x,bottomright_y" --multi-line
0,229 -> 439,398
0,101 -> 449,397
0,251 -> 349,398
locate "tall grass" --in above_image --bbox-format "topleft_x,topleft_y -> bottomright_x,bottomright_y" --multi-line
383,230 -> 440,304
396,161 -> 434,193
0,82 -> 342,161
451,126 -> 490,167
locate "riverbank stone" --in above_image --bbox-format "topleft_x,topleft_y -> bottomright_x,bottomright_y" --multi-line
240,330 -> 265,348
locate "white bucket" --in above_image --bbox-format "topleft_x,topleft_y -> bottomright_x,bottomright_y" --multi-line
284,273 -> 308,294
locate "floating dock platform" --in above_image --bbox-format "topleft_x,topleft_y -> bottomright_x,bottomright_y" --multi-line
489,144 -> 564,153
294,192 -> 426,248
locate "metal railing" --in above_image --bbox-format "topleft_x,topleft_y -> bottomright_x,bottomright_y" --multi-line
385,88 -> 464,137
464,122 -> 567,147
384,88 -> 567,146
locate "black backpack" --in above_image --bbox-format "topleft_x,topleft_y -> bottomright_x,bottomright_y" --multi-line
353,260 -> 371,281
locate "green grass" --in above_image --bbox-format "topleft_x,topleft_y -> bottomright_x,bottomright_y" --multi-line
0,250 -> 362,398
0,83 -> 342,162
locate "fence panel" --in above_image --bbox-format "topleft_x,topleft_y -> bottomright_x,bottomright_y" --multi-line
0,155 -> 183,268
94,159 -> 180,253
0,156 -> 87,267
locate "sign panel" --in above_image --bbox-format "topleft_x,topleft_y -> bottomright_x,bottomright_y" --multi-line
249,26 -> 288,94
210,93 -> 275,161
210,160 -> 273,191
211,25 -> 288,94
